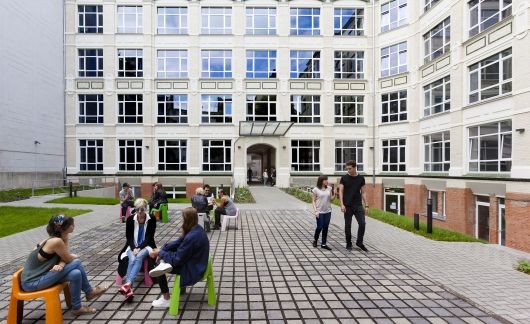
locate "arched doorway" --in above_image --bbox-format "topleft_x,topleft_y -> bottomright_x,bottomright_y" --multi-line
246,144 -> 276,185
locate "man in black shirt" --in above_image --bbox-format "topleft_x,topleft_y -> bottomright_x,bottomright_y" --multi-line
339,160 -> 368,252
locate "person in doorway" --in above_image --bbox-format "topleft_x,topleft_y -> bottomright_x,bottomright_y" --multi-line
263,169 -> 268,186
312,175 -> 335,250
119,183 -> 135,219
270,168 -> 276,186
247,167 -> 252,184
20,215 -> 110,316
117,198 -> 157,300
339,160 -> 368,252
148,207 -> 210,308
212,189 -> 237,230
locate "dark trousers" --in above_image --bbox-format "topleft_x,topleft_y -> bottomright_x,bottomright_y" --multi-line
344,205 -> 366,245
121,201 -> 134,216
214,207 -> 226,229
157,266 -> 182,294
314,212 -> 331,245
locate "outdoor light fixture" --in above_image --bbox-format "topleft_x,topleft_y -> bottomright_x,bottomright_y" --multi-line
34,140 -> 41,145
282,145 -> 286,149
516,128 -> 525,134
237,145 -> 241,149
145,145 -> 150,149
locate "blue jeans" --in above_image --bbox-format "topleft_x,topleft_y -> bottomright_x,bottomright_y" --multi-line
21,259 -> 91,310
314,212 -> 332,246
125,248 -> 150,284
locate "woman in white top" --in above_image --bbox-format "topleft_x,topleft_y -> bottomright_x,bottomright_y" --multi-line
311,175 -> 335,250
263,169 -> 269,186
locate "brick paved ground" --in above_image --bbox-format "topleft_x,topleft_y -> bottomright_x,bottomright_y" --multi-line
0,207 -> 507,324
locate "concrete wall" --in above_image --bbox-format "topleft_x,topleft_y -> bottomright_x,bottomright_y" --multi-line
0,0 -> 65,187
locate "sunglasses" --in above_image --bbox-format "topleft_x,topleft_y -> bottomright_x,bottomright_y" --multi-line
138,208 -> 146,213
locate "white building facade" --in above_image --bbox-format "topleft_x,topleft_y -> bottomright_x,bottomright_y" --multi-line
65,0 -> 530,251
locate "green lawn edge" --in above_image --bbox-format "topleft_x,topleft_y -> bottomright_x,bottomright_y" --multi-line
282,187 -> 484,243
234,187 -> 255,203
45,197 -> 120,205
0,206 -> 92,238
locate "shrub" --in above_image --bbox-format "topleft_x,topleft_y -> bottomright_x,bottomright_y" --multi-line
234,187 -> 255,203
517,259 -> 530,274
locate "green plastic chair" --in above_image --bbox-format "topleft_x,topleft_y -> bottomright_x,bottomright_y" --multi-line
169,257 -> 216,316
151,203 -> 169,223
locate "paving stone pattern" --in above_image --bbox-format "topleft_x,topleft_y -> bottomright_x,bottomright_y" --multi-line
0,209 -> 506,324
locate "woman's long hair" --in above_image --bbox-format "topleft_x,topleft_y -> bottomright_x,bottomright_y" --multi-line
156,182 -> 166,194
316,175 -> 328,189
181,207 -> 198,236
46,215 -> 74,238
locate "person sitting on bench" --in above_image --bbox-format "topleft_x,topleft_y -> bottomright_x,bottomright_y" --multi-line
148,207 -> 210,308
20,215 -> 109,316
119,183 -> 135,217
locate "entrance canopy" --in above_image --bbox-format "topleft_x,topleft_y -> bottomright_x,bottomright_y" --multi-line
239,121 -> 294,137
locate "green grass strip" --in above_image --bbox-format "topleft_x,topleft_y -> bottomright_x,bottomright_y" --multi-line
0,206 -> 92,238
45,196 -> 120,205
168,198 -> 191,203
283,187 -> 484,243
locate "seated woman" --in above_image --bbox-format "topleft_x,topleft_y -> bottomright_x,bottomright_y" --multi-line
21,215 -> 109,316
119,183 -> 135,219
212,189 -> 237,230
148,207 -> 210,308
191,187 -> 208,214
148,182 -> 168,212
117,198 -> 157,300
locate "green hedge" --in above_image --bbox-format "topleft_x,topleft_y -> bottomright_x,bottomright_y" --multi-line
234,187 -> 255,203
45,197 -> 120,205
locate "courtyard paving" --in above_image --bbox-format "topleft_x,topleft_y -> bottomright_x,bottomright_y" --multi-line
0,187 -> 528,323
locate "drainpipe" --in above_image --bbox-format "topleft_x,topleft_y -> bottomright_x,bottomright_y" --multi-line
371,0 -> 376,189
231,136 -> 242,198
62,0 -> 67,185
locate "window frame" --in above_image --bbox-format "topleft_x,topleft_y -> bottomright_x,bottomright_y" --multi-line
334,8 -> 364,36
291,140 -> 321,172
424,131 -> 451,172
201,95 -> 233,124
290,50 -> 321,79
423,17 -> 451,64
335,140 -> 364,172
290,95 -> 321,124
381,42 -> 407,78
334,51 -> 365,79
290,8 -> 321,36
157,94 -> 188,124
246,7 -> 276,35
201,7 -> 232,35
157,50 -> 188,79
469,0 -> 512,37
78,94 -> 104,124
118,139 -> 143,171
117,94 -> 143,124
246,50 -> 277,79
246,95 -> 277,121
78,49 -> 103,78
158,139 -> 188,171
117,49 -> 143,78
201,50 -> 232,78
78,5 -> 103,34
382,138 -> 407,172
334,95 -> 364,124
381,90 -> 407,123
157,7 -> 188,35
202,139 -> 232,172
79,139 -> 103,172
381,0 -> 407,33
424,0 -> 441,12
424,76 -> 451,117
469,48 -> 512,104
468,120 -> 512,173
428,190 -> 446,219
117,5 -> 143,34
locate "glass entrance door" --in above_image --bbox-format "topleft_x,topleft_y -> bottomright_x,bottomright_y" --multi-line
475,196 -> 490,241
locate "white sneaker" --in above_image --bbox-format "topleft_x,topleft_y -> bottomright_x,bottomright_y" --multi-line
151,296 -> 170,308
149,261 -> 173,277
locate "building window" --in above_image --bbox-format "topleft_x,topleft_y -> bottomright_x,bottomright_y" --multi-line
382,138 -> 406,172
424,76 -> 450,117
118,49 -> 143,78
424,18 -> 450,63
246,95 -> 277,121
335,96 -> 364,124
290,8 -> 320,36
468,120 -> 512,172
381,0 -> 407,32
424,0 -> 441,12
334,51 -> 364,79
335,140 -> 364,172
334,8 -> 364,36
157,95 -> 188,124
290,50 -> 320,79
201,95 -> 232,124
424,131 -> 450,172
246,50 -> 277,79
428,190 -> 446,219
291,140 -> 320,172
118,139 -> 142,171
157,50 -> 188,79
158,140 -> 187,171
202,140 -> 231,172
469,48 -> 512,104
118,94 -> 143,124
79,139 -> 103,171
78,5 -> 103,33
381,90 -> 407,123
201,7 -> 231,35
78,94 -> 103,124
246,7 -> 276,35
78,49 -> 103,77
117,6 -> 143,33
290,95 -> 320,124
381,42 -> 407,77
157,7 -> 187,34
469,0 -> 512,37
201,50 -> 232,78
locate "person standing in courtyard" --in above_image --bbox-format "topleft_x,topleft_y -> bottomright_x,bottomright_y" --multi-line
311,175 -> 335,250
339,160 -> 368,252
263,169 -> 268,186
247,167 -> 252,184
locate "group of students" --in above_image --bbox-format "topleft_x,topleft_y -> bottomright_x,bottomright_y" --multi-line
191,184 -> 238,230
20,205 -> 210,315
119,182 -> 168,220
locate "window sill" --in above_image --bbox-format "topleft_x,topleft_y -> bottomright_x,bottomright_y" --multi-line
379,172 -> 408,176
463,173 -> 511,178
420,109 -> 451,121
378,71 -> 409,82
290,172 -> 323,176
380,120 -> 409,126
333,123 -> 367,127
199,123 -> 234,126
463,93 -> 512,110
419,172 -> 450,177
333,78 -> 368,82
379,23 -> 409,35
244,78 -> 279,81
463,15 -> 513,47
